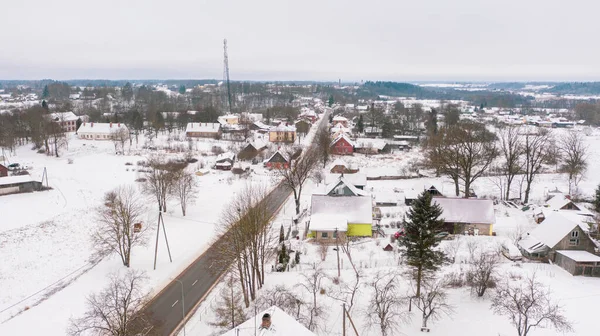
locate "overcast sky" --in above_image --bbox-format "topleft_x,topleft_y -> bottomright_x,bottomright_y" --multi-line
1,0 -> 599,81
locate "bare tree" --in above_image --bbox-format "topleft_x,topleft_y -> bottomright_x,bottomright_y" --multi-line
498,126 -> 524,200
467,252 -> 499,297
92,186 -> 148,267
523,129 -> 552,203
277,147 -> 318,215
210,274 -> 247,330
110,127 -> 129,154
68,270 -> 156,336
442,236 -> 462,263
47,118 -> 67,157
255,285 -> 305,321
296,264 -> 327,332
491,274 -> 573,336
213,184 -> 275,308
413,279 -> 453,332
143,157 -> 184,212
559,132 -> 588,195
364,271 -> 409,336
510,224 -> 526,247
318,242 -> 328,261
172,169 -> 197,216
315,127 -> 331,168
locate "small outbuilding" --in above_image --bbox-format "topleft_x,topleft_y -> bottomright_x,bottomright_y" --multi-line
554,250 -> 600,277
0,164 -> 7,177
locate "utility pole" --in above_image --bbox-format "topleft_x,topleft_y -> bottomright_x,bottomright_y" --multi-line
345,305 -> 359,336
342,303 -> 346,336
153,211 -> 173,270
223,39 -> 233,113
335,227 -> 341,277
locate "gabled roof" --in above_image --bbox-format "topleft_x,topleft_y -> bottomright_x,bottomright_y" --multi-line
49,111 -> 78,122
332,115 -> 348,121
269,124 -> 296,132
330,158 -> 348,168
311,194 -> 372,231
322,176 -> 369,196
253,121 -> 271,130
216,152 -> 235,162
330,133 -> 354,147
266,151 -> 289,163
520,212 -> 582,251
433,198 -> 495,224
0,175 -> 36,186
545,194 -> 579,211
330,124 -> 352,134
222,306 -> 315,336
185,122 -> 220,133
245,140 -> 267,151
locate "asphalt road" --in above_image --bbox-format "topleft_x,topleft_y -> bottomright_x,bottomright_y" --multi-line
145,113 -> 328,336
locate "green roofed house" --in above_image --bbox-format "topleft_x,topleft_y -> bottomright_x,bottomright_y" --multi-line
309,175 -> 373,241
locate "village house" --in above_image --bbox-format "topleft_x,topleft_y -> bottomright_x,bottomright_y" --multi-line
324,173 -> 366,190
534,193 -> 594,225
0,164 -> 8,177
185,122 -> 221,138
363,126 -> 383,137
330,124 -> 352,139
375,192 -> 399,207
77,122 -> 129,140
268,124 -> 296,143
215,152 -> 235,171
264,150 -> 289,169
433,198 -> 496,236
221,306 -> 315,336
0,175 -> 43,196
309,176 -> 373,241
49,111 -> 79,132
354,138 -> 387,154
332,115 -> 349,127
519,212 -> 600,276
299,108 -> 318,122
330,133 -> 354,155
294,119 -> 312,136
237,140 -> 268,161
218,114 -> 239,125
404,183 -> 444,205
250,121 -> 270,133
329,158 -> 359,174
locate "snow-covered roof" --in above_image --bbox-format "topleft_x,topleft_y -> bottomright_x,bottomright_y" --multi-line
556,250 -> 600,262
324,173 -> 366,187
330,158 -> 348,168
253,121 -> 271,130
321,176 -> 369,196
222,306 -> 315,336
49,111 -> 78,122
354,138 -> 386,150
216,162 -> 232,167
521,212 -> 582,250
309,214 -> 348,232
185,122 -> 220,133
78,122 -> 128,135
330,124 -> 352,134
375,192 -> 399,204
266,150 -> 289,163
332,115 -> 348,122
311,194 -> 372,229
433,198 -> 495,224
330,133 -> 354,147
216,152 -> 235,162
545,194 -> 577,210
247,139 -> 267,150
269,124 -> 296,132
0,175 -> 36,186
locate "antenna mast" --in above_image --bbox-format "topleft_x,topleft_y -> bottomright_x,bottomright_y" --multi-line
223,39 -> 233,113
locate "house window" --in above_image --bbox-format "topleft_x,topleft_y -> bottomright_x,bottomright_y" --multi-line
571,231 -> 579,238
569,238 -> 579,246
321,232 -> 328,238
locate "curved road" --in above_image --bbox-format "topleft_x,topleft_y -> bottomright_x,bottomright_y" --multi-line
145,112 -> 329,335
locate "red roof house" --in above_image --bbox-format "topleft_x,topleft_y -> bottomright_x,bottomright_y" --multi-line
330,134 -> 354,155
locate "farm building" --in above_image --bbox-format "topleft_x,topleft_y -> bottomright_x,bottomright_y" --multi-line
268,124 -> 296,143
215,152 -> 235,171
48,111 -> 80,132
534,193 -> 593,224
264,151 -> 289,170
185,122 -> 221,138
237,141 -> 268,161
329,158 -> 359,174
554,250 -> 600,277
0,175 -> 43,196
324,173 -> 366,190
433,198 -> 495,236
330,134 -> 354,155
77,122 -> 129,140
354,138 -> 387,154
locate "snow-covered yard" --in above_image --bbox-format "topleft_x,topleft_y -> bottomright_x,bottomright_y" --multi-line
0,131 -> 275,334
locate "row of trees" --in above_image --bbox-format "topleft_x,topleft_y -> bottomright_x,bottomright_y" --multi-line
426,121 -> 588,201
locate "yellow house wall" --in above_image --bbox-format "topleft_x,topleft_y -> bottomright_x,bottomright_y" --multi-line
347,223 -> 372,237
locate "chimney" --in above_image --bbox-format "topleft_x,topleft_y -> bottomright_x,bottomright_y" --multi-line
110,122 -> 113,128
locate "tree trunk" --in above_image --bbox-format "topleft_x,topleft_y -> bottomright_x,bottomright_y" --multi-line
524,179 -> 532,204
416,264 -> 422,297
453,176 -> 460,197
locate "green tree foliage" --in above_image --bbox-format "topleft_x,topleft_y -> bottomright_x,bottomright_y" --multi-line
594,184 -> 600,213
328,95 -> 334,107
382,121 -> 394,138
179,85 -> 186,95
152,111 -> 165,138
122,82 -> 134,101
278,243 -> 290,271
399,191 -> 446,297
426,109 -> 438,135
279,225 -> 285,243
42,85 -> 49,99
41,100 -> 49,111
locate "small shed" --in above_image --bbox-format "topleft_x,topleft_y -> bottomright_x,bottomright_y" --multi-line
554,250 -> 600,277
383,244 -> 394,252
0,164 -> 7,177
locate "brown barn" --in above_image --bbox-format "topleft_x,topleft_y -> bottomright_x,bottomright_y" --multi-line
185,122 -> 221,138
237,141 -> 267,161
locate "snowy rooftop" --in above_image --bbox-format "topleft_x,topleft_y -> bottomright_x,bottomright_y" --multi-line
185,122 -> 220,133
521,212 -> 581,251
330,158 -> 348,168
433,198 -> 495,224
269,124 -> 296,132
49,111 -> 78,122
332,115 -> 348,121
324,173 -> 366,187
221,306 -> 315,336
354,138 -> 386,150
310,194 -> 372,228
330,133 -> 354,147
0,175 -> 36,186
78,122 -> 128,135
309,214 -> 348,231
556,250 -> 600,262
317,176 -> 369,197
216,152 -> 235,162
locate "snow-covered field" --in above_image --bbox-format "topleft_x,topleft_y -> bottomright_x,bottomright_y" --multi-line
185,127 -> 600,336
0,131 -> 275,334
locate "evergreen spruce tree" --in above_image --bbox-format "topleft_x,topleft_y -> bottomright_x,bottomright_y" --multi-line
42,85 -> 49,99
328,95 -> 334,107
294,250 -> 300,264
179,85 -> 186,95
399,191 -> 447,297
594,184 -> 600,213
357,115 -> 365,133
279,224 -> 285,243
278,243 -> 289,270
41,100 -> 49,111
